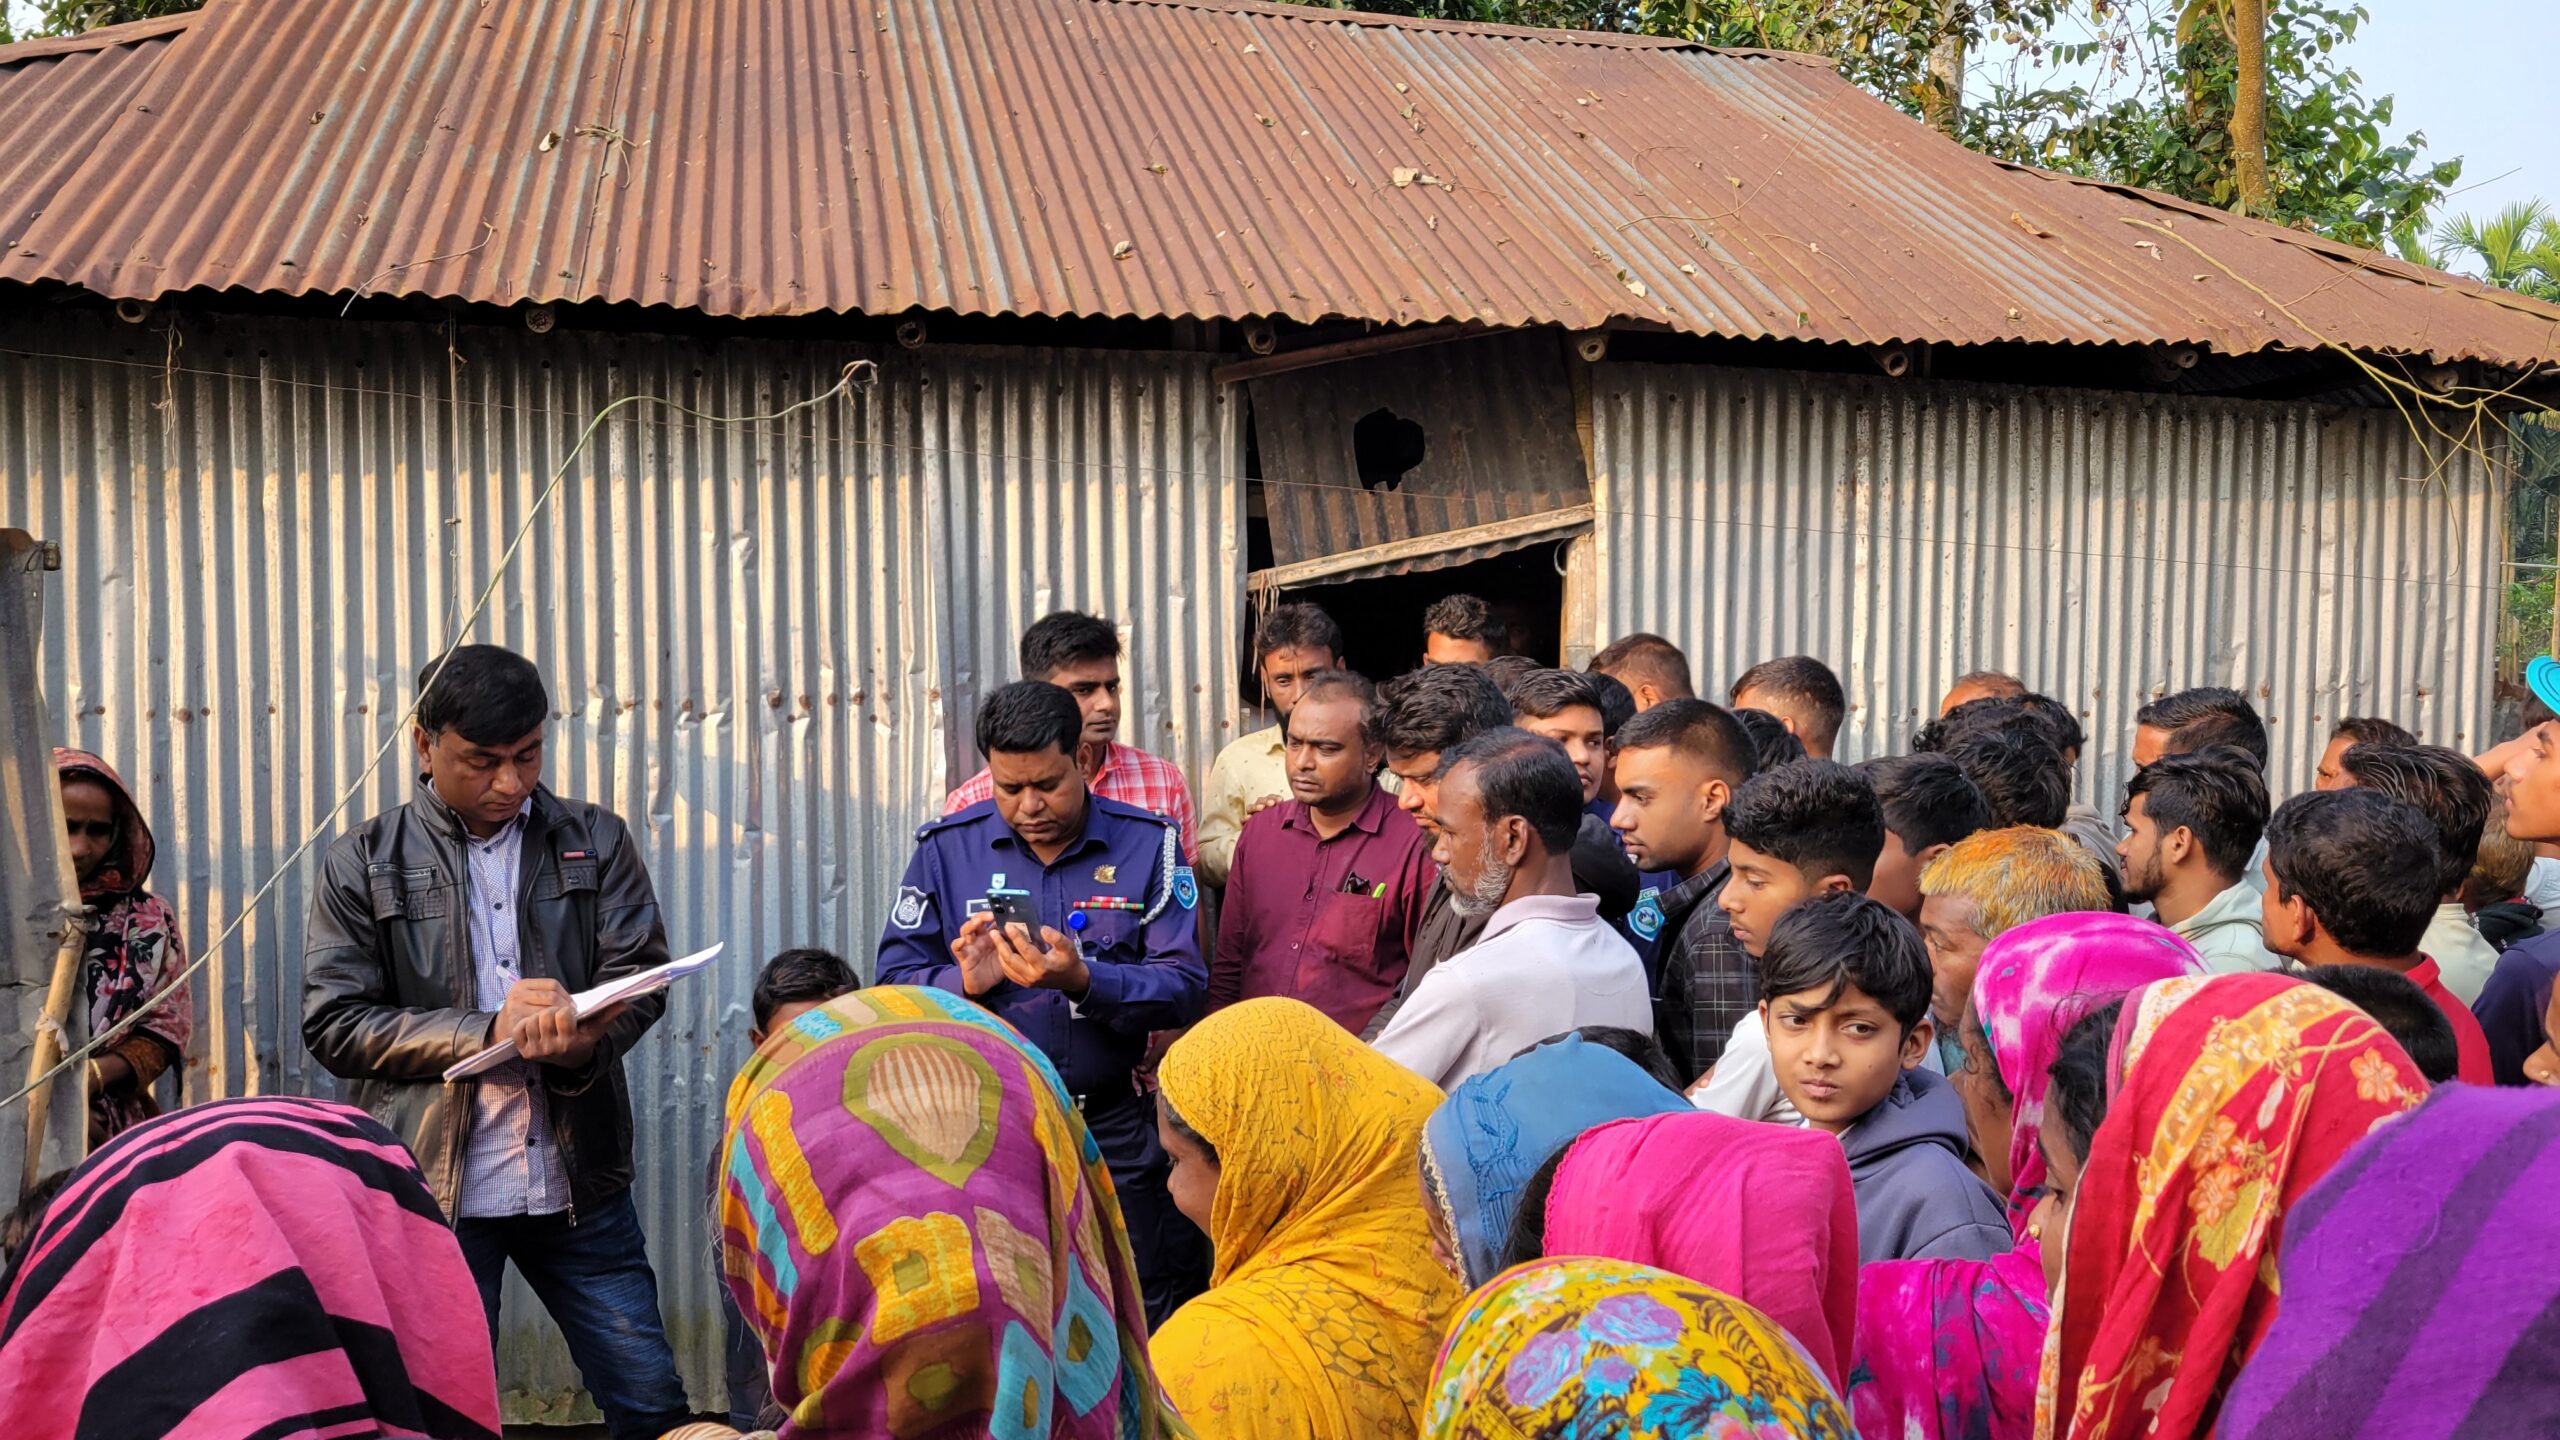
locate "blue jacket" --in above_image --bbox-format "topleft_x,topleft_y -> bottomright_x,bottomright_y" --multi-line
876,795 -> 1204,1097
1838,1066 -> 2012,1264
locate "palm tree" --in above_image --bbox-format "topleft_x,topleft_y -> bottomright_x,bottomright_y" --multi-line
2424,200 -> 2560,300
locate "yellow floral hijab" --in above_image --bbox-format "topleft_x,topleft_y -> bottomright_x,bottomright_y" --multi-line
1151,998 -> 1465,1439
1425,1259 -> 1855,1440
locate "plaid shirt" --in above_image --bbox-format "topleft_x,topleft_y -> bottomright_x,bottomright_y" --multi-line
944,741 -> 1197,859
1654,858 -> 1753,1081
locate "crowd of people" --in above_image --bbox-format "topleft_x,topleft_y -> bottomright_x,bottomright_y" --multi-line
11,595 -> 2560,1439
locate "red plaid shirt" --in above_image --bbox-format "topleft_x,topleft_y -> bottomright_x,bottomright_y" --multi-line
944,741 -> 1197,859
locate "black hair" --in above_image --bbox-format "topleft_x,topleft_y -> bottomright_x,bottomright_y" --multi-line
2138,685 -> 2258,734
1756,890 -> 1933,1034
1444,726 -> 1585,853
1377,664 -> 1512,760
1292,669 -> 1382,752
2265,789 -> 2443,958
2164,709 -> 2272,768
1614,698 -> 1759,784
1508,668 -> 1607,724
1423,593 -> 1504,647
1483,654 -> 1542,697
1585,671 -> 1637,737
1590,632 -> 1694,700
2330,715 -> 2418,748
2014,692 -> 2087,757
1160,1095 -> 1218,1168
2140,686 -> 2268,767
1729,655 -> 1847,751
2122,744 -> 2268,879
1497,1145 -> 1569,1273
1911,694 -> 2078,764
1725,759 -> 1887,889
0,1167 -> 69,1294
1510,1025 -> 1686,1093
2298,964 -> 2459,1086
1859,752 -> 1992,853
2046,1000 -> 2125,1165
751,948 -> 860,1032
1017,610 -> 1121,681
974,680 -> 1084,759
2339,742 -> 2493,898
1253,602 -> 1343,663
1943,728 -> 2071,830
1732,708 -> 1808,771
415,644 -> 549,746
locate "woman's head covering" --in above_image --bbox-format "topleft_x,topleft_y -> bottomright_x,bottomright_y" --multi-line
1421,1033 -> 1690,1287
717,985 -> 1187,1440
2034,973 -> 2429,1440
1424,1258 -> 1856,1440
1150,997 -> 1463,1439
52,748 -> 192,1139
1973,911 -> 2203,1230
0,1096 -> 500,1440
52,747 -> 155,902
2221,1083 -> 2560,1440
1851,1250 -> 2047,1440
1541,1110 -> 1858,1391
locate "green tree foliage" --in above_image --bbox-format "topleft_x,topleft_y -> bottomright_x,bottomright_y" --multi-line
1961,1 -> 2456,249
5,0 -> 200,42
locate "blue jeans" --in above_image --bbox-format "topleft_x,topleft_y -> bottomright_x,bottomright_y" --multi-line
457,1190 -> 692,1440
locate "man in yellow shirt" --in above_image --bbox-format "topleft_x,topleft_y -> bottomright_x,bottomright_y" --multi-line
1197,604 -> 1343,887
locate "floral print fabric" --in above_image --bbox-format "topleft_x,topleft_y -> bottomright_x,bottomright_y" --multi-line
716,985 -> 1190,1440
1426,1258 -> 1854,1440
2032,973 -> 2428,1440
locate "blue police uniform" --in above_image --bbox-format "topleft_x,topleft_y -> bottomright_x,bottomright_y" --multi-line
876,792 -> 1209,1322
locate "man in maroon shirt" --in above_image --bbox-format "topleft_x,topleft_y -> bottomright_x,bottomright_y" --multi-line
1212,670 -> 1434,1033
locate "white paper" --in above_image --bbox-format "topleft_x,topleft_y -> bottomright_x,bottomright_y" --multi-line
442,942 -> 724,1082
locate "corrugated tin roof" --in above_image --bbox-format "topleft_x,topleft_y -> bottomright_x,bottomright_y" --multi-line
3,0 -> 2556,367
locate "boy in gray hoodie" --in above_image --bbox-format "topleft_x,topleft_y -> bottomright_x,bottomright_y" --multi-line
1761,890 -> 2011,1264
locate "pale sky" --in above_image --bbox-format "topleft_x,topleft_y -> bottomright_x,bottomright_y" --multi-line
1970,0 -> 2548,266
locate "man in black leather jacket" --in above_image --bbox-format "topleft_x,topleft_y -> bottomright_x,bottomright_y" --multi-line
302,645 -> 689,1440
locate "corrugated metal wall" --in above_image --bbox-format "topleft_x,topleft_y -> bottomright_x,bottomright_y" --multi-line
1591,363 -> 2504,806
0,310 -> 1241,1417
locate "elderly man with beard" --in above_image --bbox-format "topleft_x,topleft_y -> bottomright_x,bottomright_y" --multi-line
1369,727 -> 1654,1088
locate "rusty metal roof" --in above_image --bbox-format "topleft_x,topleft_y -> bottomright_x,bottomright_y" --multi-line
4,0 -> 2556,367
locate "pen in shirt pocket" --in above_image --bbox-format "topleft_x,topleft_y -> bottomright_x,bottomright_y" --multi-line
1339,873 -> 1387,898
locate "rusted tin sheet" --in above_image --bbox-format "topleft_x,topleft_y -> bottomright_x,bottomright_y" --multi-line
1591,361 -> 2504,804
1,0 -> 2555,368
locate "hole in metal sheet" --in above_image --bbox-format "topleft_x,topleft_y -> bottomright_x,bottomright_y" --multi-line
1352,407 -> 1425,493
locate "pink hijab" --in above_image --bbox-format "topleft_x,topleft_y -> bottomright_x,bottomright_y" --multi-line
1972,910 -> 2205,1229
1542,1109 -> 1859,1391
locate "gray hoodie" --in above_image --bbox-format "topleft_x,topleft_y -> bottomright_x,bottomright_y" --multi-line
1837,1066 -> 2012,1264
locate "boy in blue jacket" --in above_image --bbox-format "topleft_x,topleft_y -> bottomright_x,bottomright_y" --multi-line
1762,890 -> 2009,1263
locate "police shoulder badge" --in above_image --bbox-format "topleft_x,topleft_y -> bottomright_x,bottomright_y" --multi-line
1628,886 -> 1665,942
1170,865 -> 1198,911
891,885 -> 930,930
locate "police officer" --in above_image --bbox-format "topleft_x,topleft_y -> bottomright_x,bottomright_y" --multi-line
877,679 -> 1209,1323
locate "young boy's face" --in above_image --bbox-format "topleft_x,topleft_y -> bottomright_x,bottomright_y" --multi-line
1865,829 -> 1941,922
1720,839 -> 1830,956
1763,981 -> 1932,1134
